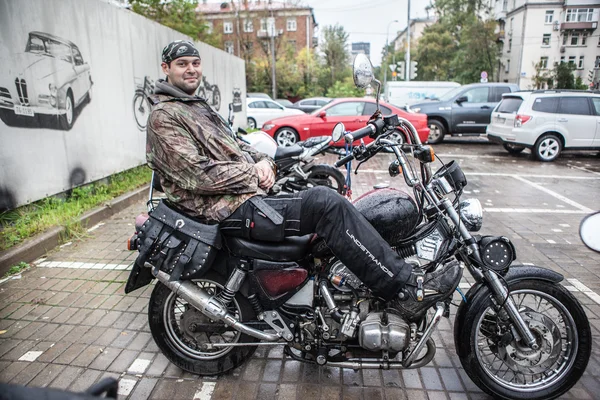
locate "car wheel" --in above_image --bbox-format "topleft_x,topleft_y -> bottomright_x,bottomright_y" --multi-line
274,127 -> 299,147
247,117 -> 257,129
59,91 -> 74,130
383,129 -> 405,153
533,133 -> 562,162
427,120 -> 446,144
503,143 -> 525,154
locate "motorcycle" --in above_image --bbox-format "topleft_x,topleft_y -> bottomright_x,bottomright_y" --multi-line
228,103 -> 347,196
125,55 -> 590,400
197,76 -> 221,112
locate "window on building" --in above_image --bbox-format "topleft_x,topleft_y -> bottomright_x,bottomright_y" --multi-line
510,17 -> 514,31
566,8 -> 594,22
562,33 -> 568,45
243,41 -> 253,55
508,38 -> 512,52
578,56 -> 584,69
545,10 -> 554,24
596,55 -> 600,68
582,32 -> 588,46
224,21 -> 233,34
540,57 -> 549,69
568,56 -> 576,65
244,19 -> 253,32
505,59 -> 510,73
542,34 -> 551,46
560,56 -> 565,63
205,22 -> 213,34
260,18 -> 267,31
224,41 -> 234,54
571,32 -> 579,46
287,18 -> 297,32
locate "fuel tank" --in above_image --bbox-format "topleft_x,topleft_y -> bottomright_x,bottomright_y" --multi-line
353,188 -> 420,246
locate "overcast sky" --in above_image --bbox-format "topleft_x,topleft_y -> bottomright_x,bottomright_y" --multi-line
204,0 -> 430,67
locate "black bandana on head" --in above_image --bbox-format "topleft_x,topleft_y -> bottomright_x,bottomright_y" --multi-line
161,40 -> 200,64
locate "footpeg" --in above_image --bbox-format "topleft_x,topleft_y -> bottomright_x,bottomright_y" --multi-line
415,271 -> 425,301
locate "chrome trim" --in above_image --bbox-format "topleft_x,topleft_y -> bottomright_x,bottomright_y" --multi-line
459,198 -> 483,232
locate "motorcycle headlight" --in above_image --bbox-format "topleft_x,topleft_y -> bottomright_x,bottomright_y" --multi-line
459,198 -> 483,232
263,124 -> 275,131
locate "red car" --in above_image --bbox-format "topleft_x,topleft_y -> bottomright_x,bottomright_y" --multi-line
261,97 -> 430,147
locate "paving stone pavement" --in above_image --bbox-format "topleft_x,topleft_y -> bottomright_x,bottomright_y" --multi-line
1,140 -> 600,399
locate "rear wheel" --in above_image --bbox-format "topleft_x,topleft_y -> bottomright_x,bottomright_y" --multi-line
458,279 -> 591,399
274,127 -> 299,147
533,133 -> 562,162
383,129 -> 405,153
148,272 -> 258,375
427,119 -> 446,144
503,143 -> 526,154
247,117 -> 257,129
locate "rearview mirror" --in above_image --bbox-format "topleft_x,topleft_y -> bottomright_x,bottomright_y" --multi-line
456,96 -> 468,104
353,54 -> 374,89
580,212 -> 600,252
318,111 -> 326,118
332,123 -> 345,142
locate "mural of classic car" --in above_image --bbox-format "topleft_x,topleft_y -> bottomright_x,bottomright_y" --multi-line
0,31 -> 93,130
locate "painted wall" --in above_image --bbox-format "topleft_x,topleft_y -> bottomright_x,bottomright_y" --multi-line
0,0 -> 246,211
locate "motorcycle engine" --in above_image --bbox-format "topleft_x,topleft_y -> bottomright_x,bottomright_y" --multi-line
324,262 -> 411,353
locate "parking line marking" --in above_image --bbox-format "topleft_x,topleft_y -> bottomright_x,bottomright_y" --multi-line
484,208 -> 588,214
194,382 -> 216,400
512,176 -> 593,213
35,262 -> 132,271
18,351 -> 43,362
567,164 -> 600,176
117,378 -> 137,396
128,358 -> 151,374
359,170 -> 600,180
567,279 -> 600,305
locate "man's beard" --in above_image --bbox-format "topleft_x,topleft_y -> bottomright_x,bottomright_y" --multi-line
176,75 -> 200,95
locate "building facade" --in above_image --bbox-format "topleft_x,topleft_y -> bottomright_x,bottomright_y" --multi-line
196,1 -> 317,60
491,0 -> 599,89
391,18 -> 437,54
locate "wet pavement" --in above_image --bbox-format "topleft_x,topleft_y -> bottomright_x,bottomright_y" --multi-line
1,138 -> 600,399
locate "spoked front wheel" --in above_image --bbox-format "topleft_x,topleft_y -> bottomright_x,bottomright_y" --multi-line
457,279 -> 591,399
148,272 -> 258,375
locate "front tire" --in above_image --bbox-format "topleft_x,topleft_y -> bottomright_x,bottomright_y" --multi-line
427,119 -> 446,144
133,92 -> 151,130
274,127 -> 299,147
533,133 -> 562,162
457,279 -> 591,400
59,91 -> 74,130
148,272 -> 258,376
212,87 -> 221,111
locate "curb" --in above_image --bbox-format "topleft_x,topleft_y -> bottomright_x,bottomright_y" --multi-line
0,185 -> 150,276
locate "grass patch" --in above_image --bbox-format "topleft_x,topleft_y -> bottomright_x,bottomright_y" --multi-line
4,262 -> 30,277
0,165 -> 152,251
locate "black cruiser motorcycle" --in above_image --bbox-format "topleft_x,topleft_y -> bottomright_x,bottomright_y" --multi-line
125,55 -> 590,400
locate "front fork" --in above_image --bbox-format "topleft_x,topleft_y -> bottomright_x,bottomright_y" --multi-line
439,197 -> 539,350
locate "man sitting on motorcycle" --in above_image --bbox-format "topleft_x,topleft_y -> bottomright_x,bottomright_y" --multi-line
145,40 -> 462,319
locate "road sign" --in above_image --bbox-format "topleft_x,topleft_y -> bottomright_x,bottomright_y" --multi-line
481,71 -> 488,79
389,64 -> 396,72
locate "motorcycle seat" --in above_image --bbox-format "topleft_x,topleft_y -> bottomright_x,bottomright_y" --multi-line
223,235 -> 312,262
274,144 -> 303,160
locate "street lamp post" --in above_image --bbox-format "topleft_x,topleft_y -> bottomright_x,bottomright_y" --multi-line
382,19 -> 399,87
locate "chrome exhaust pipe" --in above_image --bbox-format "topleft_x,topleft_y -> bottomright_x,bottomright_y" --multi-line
150,266 -> 280,342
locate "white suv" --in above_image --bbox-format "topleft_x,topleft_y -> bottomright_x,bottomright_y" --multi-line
486,90 -> 600,161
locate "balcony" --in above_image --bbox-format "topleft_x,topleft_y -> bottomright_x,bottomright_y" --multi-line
561,21 -> 598,30
496,30 -> 505,41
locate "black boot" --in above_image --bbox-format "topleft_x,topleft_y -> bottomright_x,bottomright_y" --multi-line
392,260 -> 463,321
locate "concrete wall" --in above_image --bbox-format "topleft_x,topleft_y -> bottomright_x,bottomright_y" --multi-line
0,0 -> 246,211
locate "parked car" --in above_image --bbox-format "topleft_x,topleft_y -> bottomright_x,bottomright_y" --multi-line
486,90 -> 600,161
293,97 -> 332,113
407,82 -> 520,144
0,31 -> 93,130
246,98 -> 304,129
247,92 -> 272,99
261,97 -> 429,147
275,98 -> 294,108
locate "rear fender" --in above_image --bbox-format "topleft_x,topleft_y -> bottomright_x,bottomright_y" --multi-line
453,264 -> 563,358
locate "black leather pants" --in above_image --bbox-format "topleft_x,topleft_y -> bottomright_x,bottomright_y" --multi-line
220,186 -> 411,300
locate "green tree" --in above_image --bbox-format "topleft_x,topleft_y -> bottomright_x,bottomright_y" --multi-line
531,61 -> 551,89
129,0 -> 219,47
414,23 -> 455,81
552,62 -> 576,89
321,24 -> 350,86
326,76 -> 364,98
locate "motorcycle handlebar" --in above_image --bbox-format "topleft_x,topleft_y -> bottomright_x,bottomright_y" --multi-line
344,124 -> 376,144
335,153 -> 355,167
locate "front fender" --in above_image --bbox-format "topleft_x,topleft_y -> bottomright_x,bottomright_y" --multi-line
453,264 -> 563,358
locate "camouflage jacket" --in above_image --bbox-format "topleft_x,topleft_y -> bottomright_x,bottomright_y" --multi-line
146,80 -> 270,222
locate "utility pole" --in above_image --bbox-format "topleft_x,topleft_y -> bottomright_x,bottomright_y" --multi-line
406,0 -> 411,82
269,11 -> 277,99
